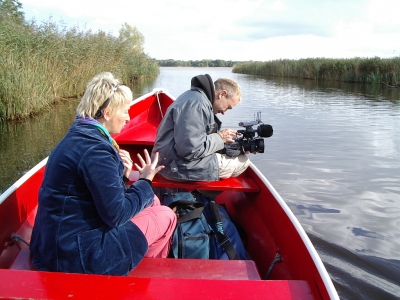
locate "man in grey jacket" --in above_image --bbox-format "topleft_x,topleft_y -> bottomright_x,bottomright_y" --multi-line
151,74 -> 249,182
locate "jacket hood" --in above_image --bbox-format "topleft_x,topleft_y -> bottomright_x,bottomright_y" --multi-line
191,74 -> 215,104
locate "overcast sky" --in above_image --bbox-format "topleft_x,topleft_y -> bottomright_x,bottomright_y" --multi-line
20,0 -> 400,61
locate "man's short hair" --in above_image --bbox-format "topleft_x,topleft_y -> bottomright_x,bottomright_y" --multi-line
214,78 -> 242,102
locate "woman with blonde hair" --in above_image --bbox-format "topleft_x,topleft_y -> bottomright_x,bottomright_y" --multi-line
30,72 -> 176,275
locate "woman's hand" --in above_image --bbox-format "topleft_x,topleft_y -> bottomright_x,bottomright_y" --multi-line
119,149 -> 133,178
135,149 -> 164,181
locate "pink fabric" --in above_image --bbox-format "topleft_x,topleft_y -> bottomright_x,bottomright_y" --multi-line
131,195 -> 177,258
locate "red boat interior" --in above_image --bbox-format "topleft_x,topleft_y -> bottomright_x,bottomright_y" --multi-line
0,92 -> 329,299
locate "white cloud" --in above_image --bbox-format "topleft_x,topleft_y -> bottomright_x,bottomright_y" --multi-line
19,0 -> 400,61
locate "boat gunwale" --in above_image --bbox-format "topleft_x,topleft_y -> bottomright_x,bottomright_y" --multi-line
0,157 -> 48,205
249,162 -> 339,300
130,88 -> 174,107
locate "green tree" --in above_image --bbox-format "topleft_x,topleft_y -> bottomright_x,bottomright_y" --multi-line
119,22 -> 145,53
0,0 -> 24,24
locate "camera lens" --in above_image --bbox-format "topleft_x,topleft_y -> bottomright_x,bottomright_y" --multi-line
256,139 -> 264,153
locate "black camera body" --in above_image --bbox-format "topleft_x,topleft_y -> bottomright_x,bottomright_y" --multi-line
222,112 -> 273,157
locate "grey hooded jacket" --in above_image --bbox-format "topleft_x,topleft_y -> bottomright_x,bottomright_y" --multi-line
152,75 -> 224,181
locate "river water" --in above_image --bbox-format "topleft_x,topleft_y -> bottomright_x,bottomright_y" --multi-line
1,67 -> 400,299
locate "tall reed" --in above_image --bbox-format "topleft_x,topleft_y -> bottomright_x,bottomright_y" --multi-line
0,16 -> 159,120
233,57 -> 400,86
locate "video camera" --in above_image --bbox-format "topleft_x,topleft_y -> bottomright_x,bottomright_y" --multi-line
222,112 -> 273,157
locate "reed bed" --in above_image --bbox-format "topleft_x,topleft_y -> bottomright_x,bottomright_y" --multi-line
0,16 -> 159,120
233,57 -> 400,86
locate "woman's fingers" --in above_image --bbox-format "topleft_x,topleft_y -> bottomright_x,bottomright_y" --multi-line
151,152 -> 160,167
118,150 -> 133,178
136,152 -> 145,167
143,149 -> 151,164
135,151 -> 164,180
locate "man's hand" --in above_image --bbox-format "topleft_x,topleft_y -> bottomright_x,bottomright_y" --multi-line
218,129 -> 238,143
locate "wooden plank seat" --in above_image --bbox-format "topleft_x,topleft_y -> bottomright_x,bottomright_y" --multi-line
10,250 -> 261,280
129,172 -> 260,193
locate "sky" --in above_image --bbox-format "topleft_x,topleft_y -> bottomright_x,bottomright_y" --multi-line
19,0 -> 400,62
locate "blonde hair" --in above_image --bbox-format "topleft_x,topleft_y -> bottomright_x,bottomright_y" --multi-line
214,78 -> 242,103
76,72 -> 132,118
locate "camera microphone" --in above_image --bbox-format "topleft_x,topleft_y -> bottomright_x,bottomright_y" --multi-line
257,124 -> 273,138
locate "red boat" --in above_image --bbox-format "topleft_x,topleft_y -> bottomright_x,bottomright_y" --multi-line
0,89 -> 339,299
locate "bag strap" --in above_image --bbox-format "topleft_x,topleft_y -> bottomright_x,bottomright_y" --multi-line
209,200 -> 239,260
169,200 -> 205,224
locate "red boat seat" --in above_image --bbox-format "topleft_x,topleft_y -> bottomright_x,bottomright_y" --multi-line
149,173 -> 260,192
129,258 -> 261,280
10,250 -> 261,280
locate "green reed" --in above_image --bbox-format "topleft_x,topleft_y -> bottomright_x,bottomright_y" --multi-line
0,16 -> 159,120
233,57 -> 400,87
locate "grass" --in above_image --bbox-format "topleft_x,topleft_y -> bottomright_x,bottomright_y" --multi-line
233,57 -> 400,87
0,16 -> 159,120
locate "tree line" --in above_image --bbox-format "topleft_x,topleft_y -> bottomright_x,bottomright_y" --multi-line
157,59 -> 242,67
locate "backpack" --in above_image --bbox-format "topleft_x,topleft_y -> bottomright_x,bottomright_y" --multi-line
163,191 -> 249,260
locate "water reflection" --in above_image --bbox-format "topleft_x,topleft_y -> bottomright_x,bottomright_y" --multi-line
310,233 -> 400,300
297,204 -> 341,218
349,227 -> 385,240
269,76 -> 400,104
0,99 -> 80,193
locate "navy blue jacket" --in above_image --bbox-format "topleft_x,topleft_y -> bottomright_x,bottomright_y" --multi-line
30,121 -> 153,275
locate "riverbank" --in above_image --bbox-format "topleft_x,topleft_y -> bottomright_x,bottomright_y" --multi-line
0,14 -> 159,121
233,57 -> 400,87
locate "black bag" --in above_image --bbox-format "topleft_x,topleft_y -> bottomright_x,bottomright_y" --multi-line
163,191 -> 249,260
